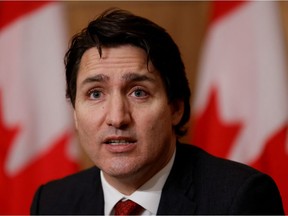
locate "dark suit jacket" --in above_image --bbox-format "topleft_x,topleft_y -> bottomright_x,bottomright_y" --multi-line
30,143 -> 284,215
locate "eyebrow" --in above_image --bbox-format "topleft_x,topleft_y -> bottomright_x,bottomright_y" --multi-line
122,73 -> 156,83
81,73 -> 156,87
81,74 -> 109,87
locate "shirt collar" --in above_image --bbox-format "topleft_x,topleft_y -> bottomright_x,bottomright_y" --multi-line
101,150 -> 175,215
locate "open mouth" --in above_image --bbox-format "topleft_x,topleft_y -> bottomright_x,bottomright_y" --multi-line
104,137 -> 136,145
104,137 -> 137,153
105,139 -> 135,145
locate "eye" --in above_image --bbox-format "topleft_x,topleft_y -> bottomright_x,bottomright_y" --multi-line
131,88 -> 148,98
88,89 -> 102,99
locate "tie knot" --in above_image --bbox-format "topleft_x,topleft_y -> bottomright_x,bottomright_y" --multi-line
114,199 -> 143,215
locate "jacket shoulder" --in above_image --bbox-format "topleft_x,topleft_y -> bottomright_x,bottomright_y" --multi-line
175,143 -> 261,182
31,166 -> 104,214
171,143 -> 284,214
39,166 -> 100,195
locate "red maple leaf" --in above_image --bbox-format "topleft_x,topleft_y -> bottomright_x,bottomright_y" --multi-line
192,88 -> 242,158
210,1 -> 246,25
251,125 -> 288,214
0,1 -> 49,29
0,2 -> 79,214
0,91 -> 79,214
192,88 -> 288,213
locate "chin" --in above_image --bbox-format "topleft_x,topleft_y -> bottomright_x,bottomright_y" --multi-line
106,161 -> 142,177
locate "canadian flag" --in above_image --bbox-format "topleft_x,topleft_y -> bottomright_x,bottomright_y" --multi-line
192,1 -> 288,213
0,2 -> 79,214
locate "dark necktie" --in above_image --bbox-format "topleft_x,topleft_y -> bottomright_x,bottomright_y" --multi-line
114,199 -> 143,215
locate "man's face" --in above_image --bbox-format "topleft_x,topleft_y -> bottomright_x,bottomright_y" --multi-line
74,45 -> 183,189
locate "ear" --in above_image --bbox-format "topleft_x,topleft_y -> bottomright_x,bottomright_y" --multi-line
73,110 -> 79,130
171,100 -> 184,126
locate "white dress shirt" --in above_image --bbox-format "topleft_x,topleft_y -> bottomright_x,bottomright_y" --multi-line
101,150 -> 175,215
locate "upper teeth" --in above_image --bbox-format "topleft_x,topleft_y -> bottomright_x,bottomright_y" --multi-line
107,140 -> 131,144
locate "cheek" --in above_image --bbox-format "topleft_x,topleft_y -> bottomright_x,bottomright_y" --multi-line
134,107 -> 175,167
74,112 -> 103,163
136,105 -> 174,142
75,104 -> 104,129
74,108 -> 102,145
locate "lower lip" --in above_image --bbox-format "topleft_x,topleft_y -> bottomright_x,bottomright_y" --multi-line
105,143 -> 137,153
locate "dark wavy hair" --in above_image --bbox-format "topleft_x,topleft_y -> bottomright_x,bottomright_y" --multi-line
65,8 -> 191,137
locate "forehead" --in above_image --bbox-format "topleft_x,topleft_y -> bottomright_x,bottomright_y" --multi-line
79,45 -> 154,75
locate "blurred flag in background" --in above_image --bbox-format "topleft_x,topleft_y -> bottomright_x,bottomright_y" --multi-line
0,2 -> 78,214
192,1 -> 288,213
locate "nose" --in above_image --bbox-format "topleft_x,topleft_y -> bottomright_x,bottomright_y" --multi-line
106,95 -> 131,129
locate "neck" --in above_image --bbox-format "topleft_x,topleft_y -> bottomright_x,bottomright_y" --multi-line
102,146 -> 176,195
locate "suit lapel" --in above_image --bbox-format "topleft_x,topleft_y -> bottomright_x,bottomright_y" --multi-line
157,143 -> 197,215
78,167 -> 105,215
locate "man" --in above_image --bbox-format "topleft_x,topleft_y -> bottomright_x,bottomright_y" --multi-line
30,9 -> 284,215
